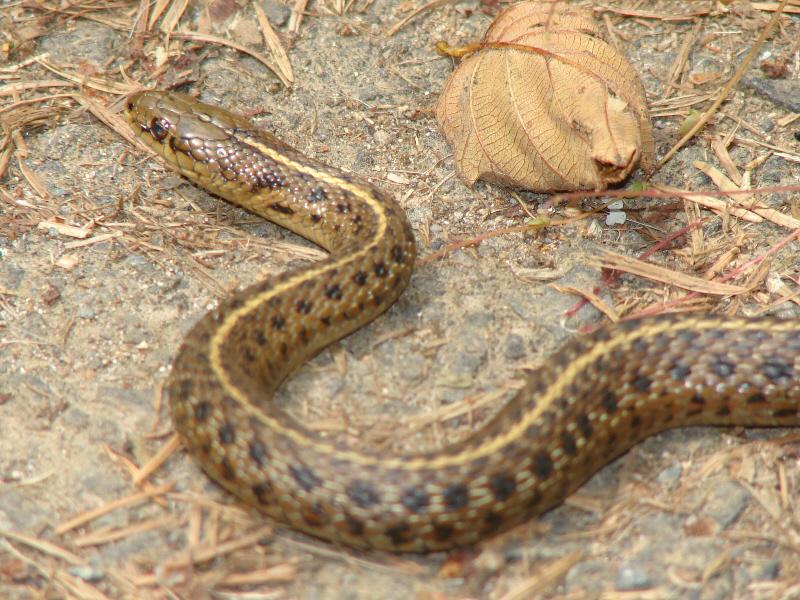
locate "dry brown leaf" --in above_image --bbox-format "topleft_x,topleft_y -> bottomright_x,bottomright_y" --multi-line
436,1 -> 655,192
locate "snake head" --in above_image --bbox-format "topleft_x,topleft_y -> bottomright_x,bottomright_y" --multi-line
125,91 -> 238,160
125,91 -> 181,148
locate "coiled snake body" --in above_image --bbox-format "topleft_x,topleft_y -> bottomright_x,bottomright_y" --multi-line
126,91 -> 800,552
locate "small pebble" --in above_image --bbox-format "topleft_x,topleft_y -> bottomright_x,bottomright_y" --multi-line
259,0 -> 291,25
373,129 -> 393,146
656,462 -> 682,486
504,333 -> 526,360
124,253 -> 151,271
605,200 -> 626,226
702,480 -> 750,528
753,558 -> 781,581
68,564 -> 105,582
616,561 -> 652,591
78,306 -> 96,319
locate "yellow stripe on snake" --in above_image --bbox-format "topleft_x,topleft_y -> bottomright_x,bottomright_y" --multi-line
125,91 -> 800,552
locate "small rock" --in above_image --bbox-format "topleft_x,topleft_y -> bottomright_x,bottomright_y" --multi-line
124,328 -> 146,345
616,561 -> 652,591
77,306 -> 96,319
656,462 -> 682,487
702,480 -> 750,529
504,333 -> 526,360
758,155 -> 789,186
605,200 -> 627,226
124,253 -> 151,271
68,564 -> 105,582
259,0 -> 291,26
373,129 -> 393,146
62,408 -> 90,428
743,75 -> 800,113
750,558 -> 781,582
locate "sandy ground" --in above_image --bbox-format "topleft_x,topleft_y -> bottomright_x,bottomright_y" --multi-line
2,1 -> 800,598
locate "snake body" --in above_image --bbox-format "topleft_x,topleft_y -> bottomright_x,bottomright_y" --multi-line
125,91 -> 800,552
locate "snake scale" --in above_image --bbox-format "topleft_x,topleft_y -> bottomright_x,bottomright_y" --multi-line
125,91 -> 800,552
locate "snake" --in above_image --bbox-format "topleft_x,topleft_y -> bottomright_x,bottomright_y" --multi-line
125,90 -> 800,553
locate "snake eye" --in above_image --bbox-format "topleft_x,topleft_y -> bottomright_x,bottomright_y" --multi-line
149,117 -> 170,142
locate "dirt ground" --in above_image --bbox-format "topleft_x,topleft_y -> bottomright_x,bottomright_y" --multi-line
2,1 -> 800,598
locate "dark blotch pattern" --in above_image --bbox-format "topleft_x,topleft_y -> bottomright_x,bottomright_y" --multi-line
391,244 -> 404,263
533,451 -> 553,479
400,487 -> 429,513
269,202 -> 294,215
252,482 -> 272,504
353,271 -> 368,286
483,511 -> 504,532
577,414 -> 593,438
345,514 -> 365,536
633,375 -> 652,393
347,480 -> 381,508
747,393 -> 767,404
489,474 -> 516,502
289,464 -> 321,492
670,364 -> 691,380
220,458 -> 236,481
762,360 -> 794,382
271,315 -> 285,330
257,171 -> 285,189
561,432 -> 577,455
194,401 -> 211,422
711,358 -> 735,378
296,300 -> 312,314
308,187 -> 327,203
249,441 -> 267,466
218,422 -> 235,445
374,262 -> 387,277
385,523 -> 411,546
303,503 -> 327,527
601,391 -> 618,413
443,483 -> 469,510
433,524 -> 454,542
325,284 -> 343,300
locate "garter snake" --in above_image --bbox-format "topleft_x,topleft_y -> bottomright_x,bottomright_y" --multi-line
125,91 -> 800,552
